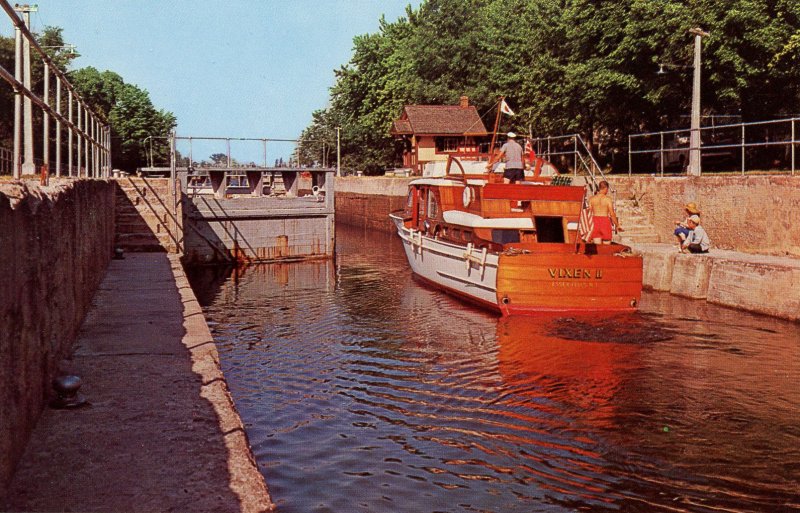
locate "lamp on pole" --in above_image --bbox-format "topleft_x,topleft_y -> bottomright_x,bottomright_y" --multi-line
688,27 -> 709,176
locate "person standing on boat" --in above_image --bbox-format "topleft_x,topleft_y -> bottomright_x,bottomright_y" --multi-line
589,181 -> 623,244
486,132 -> 525,183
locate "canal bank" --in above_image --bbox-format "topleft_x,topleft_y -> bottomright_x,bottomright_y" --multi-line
0,180 -> 272,512
335,175 -> 800,321
3,252 -> 273,512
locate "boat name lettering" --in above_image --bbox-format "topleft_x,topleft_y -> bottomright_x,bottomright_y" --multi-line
547,268 -> 603,279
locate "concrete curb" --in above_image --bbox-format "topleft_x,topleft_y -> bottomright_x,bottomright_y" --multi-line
633,243 -> 800,321
169,255 -> 275,513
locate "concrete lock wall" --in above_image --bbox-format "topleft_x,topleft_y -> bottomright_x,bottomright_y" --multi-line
335,175 -> 800,257
608,175 -> 800,258
335,177 -> 411,233
0,180 -> 115,499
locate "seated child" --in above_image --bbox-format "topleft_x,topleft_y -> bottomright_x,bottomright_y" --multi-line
681,215 -> 710,253
674,202 -> 701,244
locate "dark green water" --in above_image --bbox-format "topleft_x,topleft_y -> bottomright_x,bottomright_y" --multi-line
187,224 -> 800,513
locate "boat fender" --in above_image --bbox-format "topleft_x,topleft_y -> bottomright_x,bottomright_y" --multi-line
462,186 -> 474,208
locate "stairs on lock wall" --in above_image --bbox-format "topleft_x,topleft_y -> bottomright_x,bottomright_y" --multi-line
114,177 -> 178,253
613,198 -> 661,244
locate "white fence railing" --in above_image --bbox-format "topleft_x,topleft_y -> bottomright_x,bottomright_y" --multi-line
629,117 -> 798,175
0,0 -> 111,179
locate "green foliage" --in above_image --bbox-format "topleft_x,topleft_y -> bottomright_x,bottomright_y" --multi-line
300,0 -> 800,173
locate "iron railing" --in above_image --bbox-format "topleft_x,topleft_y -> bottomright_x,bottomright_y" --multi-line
528,133 -> 607,191
629,117 -> 798,175
0,0 -> 111,179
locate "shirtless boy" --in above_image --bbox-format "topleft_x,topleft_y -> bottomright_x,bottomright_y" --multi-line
589,181 -> 623,244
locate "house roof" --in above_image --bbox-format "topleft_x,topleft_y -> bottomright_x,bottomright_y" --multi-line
391,105 -> 488,136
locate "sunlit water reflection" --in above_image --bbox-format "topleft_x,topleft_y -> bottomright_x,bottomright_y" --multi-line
187,224 -> 800,513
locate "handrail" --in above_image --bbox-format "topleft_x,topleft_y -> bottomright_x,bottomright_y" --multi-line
1,0 -> 112,178
528,133 -> 606,192
629,116 -> 798,175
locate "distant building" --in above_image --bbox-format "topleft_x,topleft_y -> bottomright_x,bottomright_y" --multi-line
391,96 -> 489,175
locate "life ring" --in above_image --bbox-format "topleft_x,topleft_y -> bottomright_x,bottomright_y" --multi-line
462,186 -> 474,208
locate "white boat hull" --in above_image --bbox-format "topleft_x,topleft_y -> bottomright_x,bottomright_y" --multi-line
390,214 -> 499,308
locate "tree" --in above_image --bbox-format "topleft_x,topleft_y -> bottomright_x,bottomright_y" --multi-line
300,0 -> 800,173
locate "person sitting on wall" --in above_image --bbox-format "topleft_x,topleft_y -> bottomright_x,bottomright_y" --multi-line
674,202 -> 701,245
681,215 -> 710,253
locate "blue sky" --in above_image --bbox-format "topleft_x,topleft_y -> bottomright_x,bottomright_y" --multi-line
2,1 -> 419,163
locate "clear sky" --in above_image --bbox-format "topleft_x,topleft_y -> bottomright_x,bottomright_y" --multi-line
2,1 -> 419,163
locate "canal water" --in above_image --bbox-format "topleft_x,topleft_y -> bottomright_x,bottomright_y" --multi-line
187,224 -> 800,513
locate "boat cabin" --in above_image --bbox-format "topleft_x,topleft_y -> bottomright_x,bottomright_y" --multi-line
402,178 -> 586,252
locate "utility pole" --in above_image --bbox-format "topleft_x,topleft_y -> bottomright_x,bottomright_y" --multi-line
688,27 -> 709,176
15,3 -> 37,176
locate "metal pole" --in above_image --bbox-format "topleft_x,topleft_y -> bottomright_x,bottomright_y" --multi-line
262,139 -> 267,168
76,103 -> 82,177
336,127 -> 341,177
628,136 -> 632,176
68,90 -> 73,176
84,110 -> 89,177
688,28 -> 709,176
660,132 -> 664,177
43,63 -> 49,171
55,75 -> 61,176
13,24 -> 22,179
573,136 -> 577,176
189,137 -> 193,168
20,7 -> 35,175
226,138 -> 231,168
792,118 -> 796,176
741,124 -> 745,175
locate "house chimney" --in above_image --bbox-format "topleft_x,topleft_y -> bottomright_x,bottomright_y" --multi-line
459,95 -> 469,108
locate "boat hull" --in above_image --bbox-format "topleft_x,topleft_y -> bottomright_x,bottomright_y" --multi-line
391,215 -> 500,310
391,214 -> 643,316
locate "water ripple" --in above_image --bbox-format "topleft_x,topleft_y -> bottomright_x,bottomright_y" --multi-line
187,225 -> 800,513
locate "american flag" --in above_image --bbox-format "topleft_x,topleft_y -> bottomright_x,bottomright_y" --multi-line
524,138 -> 536,162
578,195 -> 594,242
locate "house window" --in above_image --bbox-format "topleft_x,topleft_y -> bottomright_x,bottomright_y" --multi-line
435,137 -> 461,153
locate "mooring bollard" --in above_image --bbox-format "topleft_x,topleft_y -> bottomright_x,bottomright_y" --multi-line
50,375 -> 88,409
113,247 -> 125,260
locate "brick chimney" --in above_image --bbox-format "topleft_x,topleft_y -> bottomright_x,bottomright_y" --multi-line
459,95 -> 469,108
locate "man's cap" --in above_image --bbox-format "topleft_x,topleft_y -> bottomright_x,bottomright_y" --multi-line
507,132 -> 517,138
688,214 -> 701,224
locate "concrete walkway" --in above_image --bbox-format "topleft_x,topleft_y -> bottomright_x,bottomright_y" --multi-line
632,243 -> 800,322
4,254 -> 273,512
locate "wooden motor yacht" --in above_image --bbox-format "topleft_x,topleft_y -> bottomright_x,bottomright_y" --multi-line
389,158 -> 643,316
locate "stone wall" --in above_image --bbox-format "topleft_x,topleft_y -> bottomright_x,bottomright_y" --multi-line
0,179 -> 115,499
334,175 -> 800,257
609,175 -> 800,257
335,176 -> 411,233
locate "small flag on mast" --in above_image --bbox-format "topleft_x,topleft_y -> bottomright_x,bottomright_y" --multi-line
500,99 -> 515,116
